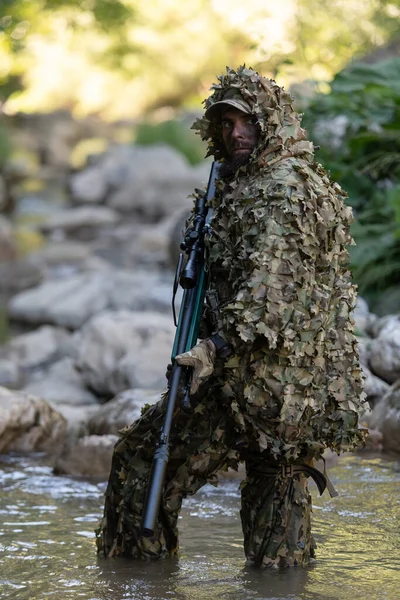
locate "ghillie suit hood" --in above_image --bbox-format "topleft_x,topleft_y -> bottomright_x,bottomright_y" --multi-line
192,66 -> 315,169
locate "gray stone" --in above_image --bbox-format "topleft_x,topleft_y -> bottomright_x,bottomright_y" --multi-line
30,240 -> 92,266
73,310 -> 174,398
361,364 -> 390,406
88,388 -> 161,435
0,359 -> 22,388
3,325 -> 72,370
9,272 -> 110,329
55,403 -> 99,449
8,270 -> 174,329
369,316 -> 400,383
0,258 -> 44,293
70,143 -> 210,222
0,385 -> 67,453
368,381 -> 400,453
69,168 -> 108,204
353,297 -> 377,335
23,357 -> 98,406
54,434 -> 118,478
38,206 -> 120,236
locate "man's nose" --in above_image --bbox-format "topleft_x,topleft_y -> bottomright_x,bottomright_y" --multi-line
231,122 -> 246,140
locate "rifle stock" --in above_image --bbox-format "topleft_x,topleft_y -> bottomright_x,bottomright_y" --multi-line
140,161 -> 219,537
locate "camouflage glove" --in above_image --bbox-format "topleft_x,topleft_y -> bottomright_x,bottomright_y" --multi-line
175,339 -> 216,395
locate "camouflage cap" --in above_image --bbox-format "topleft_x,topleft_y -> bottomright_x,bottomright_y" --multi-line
204,88 -> 252,121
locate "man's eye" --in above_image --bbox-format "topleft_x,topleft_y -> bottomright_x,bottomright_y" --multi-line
221,120 -> 232,129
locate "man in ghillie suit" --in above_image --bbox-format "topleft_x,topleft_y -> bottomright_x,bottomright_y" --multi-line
96,66 -> 368,568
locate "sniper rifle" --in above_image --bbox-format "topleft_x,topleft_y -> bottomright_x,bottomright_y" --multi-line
140,161 -> 219,537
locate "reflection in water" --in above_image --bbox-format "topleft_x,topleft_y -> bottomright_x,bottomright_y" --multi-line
0,453 -> 398,600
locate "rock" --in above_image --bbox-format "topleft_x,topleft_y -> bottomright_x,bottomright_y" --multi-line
23,357 -> 99,406
2,325 -> 72,371
30,240 -> 92,267
54,434 -> 118,477
55,403 -> 99,447
127,218 -> 174,269
353,297 -> 377,335
167,206 -> 191,269
369,314 -> 399,339
69,144 -> 210,221
0,359 -> 22,388
73,310 -> 174,398
0,257 -> 44,294
361,364 -> 390,407
369,315 -> 400,383
8,270 -> 174,329
69,166 -> 108,204
357,336 -> 393,406
109,271 -> 173,313
0,385 -> 67,453
356,337 -> 372,367
88,388 -> 161,435
108,178 -> 194,221
9,272 -> 110,329
368,381 -> 400,453
38,206 -> 120,241
363,428 -> 383,452
0,215 -> 17,262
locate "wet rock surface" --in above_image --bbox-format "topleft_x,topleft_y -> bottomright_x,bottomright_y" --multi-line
54,433 -> 118,477
0,386 -> 67,453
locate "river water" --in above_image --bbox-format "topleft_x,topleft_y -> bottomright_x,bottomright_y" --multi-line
0,452 -> 398,600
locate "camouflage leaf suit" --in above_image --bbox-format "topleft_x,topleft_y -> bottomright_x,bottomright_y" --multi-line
96,67 -> 368,568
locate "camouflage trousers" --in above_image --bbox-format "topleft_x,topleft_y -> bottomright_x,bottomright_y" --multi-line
96,386 -> 315,568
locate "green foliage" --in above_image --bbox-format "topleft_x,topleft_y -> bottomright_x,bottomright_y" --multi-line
303,57 -> 400,311
272,0 -> 400,83
0,122 -> 11,167
134,119 -> 206,165
0,0 -> 399,118
0,308 -> 9,343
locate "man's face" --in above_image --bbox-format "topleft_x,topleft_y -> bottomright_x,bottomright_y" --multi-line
221,107 -> 259,161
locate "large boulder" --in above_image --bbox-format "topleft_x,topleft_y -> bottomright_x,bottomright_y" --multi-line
73,310 -> 174,398
369,315 -> 400,383
38,206 -> 120,240
88,388 -> 161,435
69,143 -> 210,221
53,434 -> 118,478
23,357 -> 99,406
0,386 -> 67,453
0,257 -> 44,294
1,325 -> 72,371
368,381 -> 400,453
361,365 -> 390,407
30,240 -> 92,267
8,272 -> 110,329
353,296 -> 377,335
8,270 -> 174,329
0,359 -> 22,388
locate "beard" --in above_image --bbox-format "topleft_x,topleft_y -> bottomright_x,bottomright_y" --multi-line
218,151 -> 252,179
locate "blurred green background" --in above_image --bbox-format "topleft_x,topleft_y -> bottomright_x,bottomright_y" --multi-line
1,0 -> 400,312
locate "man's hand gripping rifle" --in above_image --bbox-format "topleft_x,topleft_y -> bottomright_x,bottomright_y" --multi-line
140,161 -> 219,538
